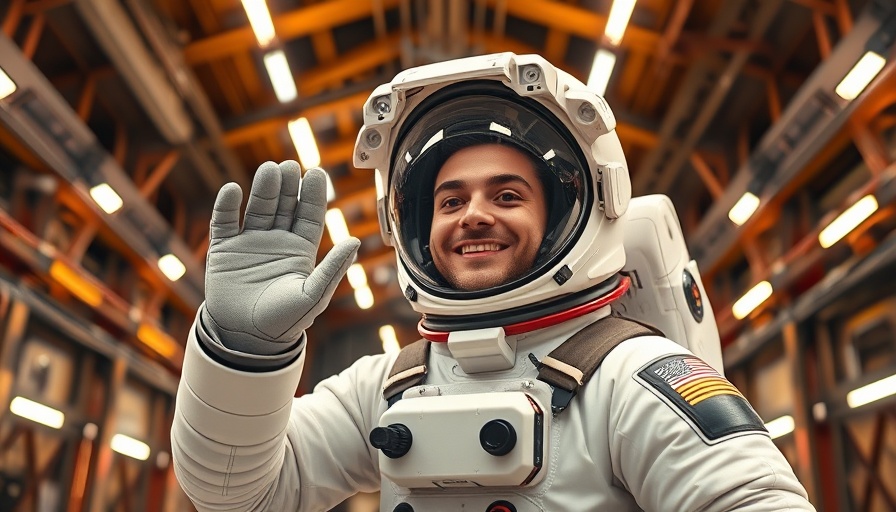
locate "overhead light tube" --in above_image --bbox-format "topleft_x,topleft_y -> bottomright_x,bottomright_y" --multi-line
158,254 -> 186,281
764,415 -> 795,440
835,51 -> 886,101
288,117 -> 321,169
9,396 -> 64,429
587,48 -> 617,97
732,280 -> 773,320
354,286 -> 374,309
379,325 -> 400,353
728,191 -> 760,226
111,434 -> 150,461
847,374 -> 896,408
0,67 -> 17,100
263,50 -> 298,103
818,194 -> 878,248
346,263 -> 368,289
325,208 -> 350,244
89,183 -> 124,214
241,0 -> 277,48
605,0 -> 637,46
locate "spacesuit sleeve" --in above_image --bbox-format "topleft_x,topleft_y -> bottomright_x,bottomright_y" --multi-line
171,319 -> 393,511
600,336 -> 816,512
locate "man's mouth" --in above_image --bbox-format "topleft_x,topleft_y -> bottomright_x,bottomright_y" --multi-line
458,242 -> 505,255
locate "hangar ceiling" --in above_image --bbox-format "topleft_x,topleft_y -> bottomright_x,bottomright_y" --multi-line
1,0 -> 895,388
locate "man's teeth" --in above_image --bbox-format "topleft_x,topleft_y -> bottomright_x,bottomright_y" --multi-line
461,243 -> 501,254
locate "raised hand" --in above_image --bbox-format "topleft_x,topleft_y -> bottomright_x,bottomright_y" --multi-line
201,160 -> 360,355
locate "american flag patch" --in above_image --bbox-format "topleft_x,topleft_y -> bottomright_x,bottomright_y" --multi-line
638,354 -> 766,443
654,356 -> 744,406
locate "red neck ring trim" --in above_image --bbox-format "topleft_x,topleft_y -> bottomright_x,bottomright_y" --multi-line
418,276 -> 631,342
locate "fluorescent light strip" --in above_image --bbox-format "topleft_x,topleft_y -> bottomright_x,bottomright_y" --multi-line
325,208 -> 350,244
241,0 -> 277,47
346,263 -> 368,289
379,325 -> 400,354
111,434 -> 151,461
732,280 -> 773,320
264,50 -> 297,103
158,254 -> 186,281
89,183 -> 124,214
354,286 -> 374,309
0,67 -> 17,100
605,0 -> 637,46
728,192 -> 760,226
587,48 -> 617,97
764,415 -> 795,440
9,396 -> 64,429
847,374 -> 896,408
835,51 -> 886,101
288,117 -> 321,169
818,194 -> 878,248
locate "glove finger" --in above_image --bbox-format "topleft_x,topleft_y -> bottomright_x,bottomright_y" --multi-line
273,161 -> 301,231
293,167 -> 328,245
303,238 -> 361,305
210,183 -> 243,241
243,161 -> 282,231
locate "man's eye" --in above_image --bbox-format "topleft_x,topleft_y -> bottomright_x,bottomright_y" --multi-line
441,198 -> 463,208
498,192 -> 521,202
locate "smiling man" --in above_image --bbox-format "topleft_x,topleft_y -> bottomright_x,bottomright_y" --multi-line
429,143 -> 548,291
172,53 -> 817,512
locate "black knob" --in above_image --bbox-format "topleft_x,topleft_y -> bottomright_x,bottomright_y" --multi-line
370,423 -> 413,458
393,504 -> 414,512
480,419 -> 516,456
486,500 -> 517,512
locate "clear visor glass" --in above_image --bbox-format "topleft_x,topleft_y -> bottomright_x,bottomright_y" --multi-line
388,87 -> 592,297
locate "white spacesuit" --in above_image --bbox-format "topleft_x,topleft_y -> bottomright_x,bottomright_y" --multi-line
171,53 -> 816,511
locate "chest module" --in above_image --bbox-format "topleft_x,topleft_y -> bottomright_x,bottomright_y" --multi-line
370,391 -> 548,489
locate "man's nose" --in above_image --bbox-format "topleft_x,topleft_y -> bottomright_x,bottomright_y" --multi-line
460,197 -> 495,228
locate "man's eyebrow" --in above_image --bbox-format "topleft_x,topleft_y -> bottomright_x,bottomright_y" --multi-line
433,173 -> 535,196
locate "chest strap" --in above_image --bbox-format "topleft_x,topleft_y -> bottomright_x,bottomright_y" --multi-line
382,316 -> 661,413
535,316 -> 661,414
382,339 -> 430,407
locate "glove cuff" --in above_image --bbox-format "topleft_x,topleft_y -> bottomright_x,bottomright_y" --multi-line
196,305 -> 305,371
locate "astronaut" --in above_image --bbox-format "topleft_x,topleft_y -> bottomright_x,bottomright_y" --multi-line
171,53 -> 816,511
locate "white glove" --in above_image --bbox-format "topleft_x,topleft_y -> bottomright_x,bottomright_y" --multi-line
200,160 -> 360,356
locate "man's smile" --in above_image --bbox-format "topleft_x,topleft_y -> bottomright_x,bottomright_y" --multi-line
456,242 -> 508,256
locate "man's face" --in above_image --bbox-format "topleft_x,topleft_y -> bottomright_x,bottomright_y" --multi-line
429,144 -> 547,291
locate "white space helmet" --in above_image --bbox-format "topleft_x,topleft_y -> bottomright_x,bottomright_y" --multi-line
354,53 -> 632,333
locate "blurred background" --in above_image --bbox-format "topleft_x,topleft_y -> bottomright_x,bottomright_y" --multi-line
1,0 -> 895,510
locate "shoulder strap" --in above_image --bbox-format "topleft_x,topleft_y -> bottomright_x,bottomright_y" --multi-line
536,316 -> 662,415
382,339 -> 431,407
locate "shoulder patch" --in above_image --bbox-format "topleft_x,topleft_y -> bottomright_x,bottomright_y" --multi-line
636,354 -> 767,444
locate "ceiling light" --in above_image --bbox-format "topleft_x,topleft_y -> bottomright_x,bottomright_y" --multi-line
354,286 -> 374,309
346,263 -> 368,289
587,48 -> 617,97
89,183 -> 123,214
158,253 -> 186,281
0,67 -> 17,100
288,117 -> 321,168
732,280 -> 773,320
111,434 -> 150,461
728,191 -> 760,226
263,50 -> 297,103
818,194 -> 878,248
379,325 -> 400,354
847,373 -> 896,408
241,0 -> 277,48
605,0 -> 637,46
764,415 -> 795,440
9,396 -> 64,429
324,171 -> 335,202
325,208 -> 350,244
835,51 -> 886,101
